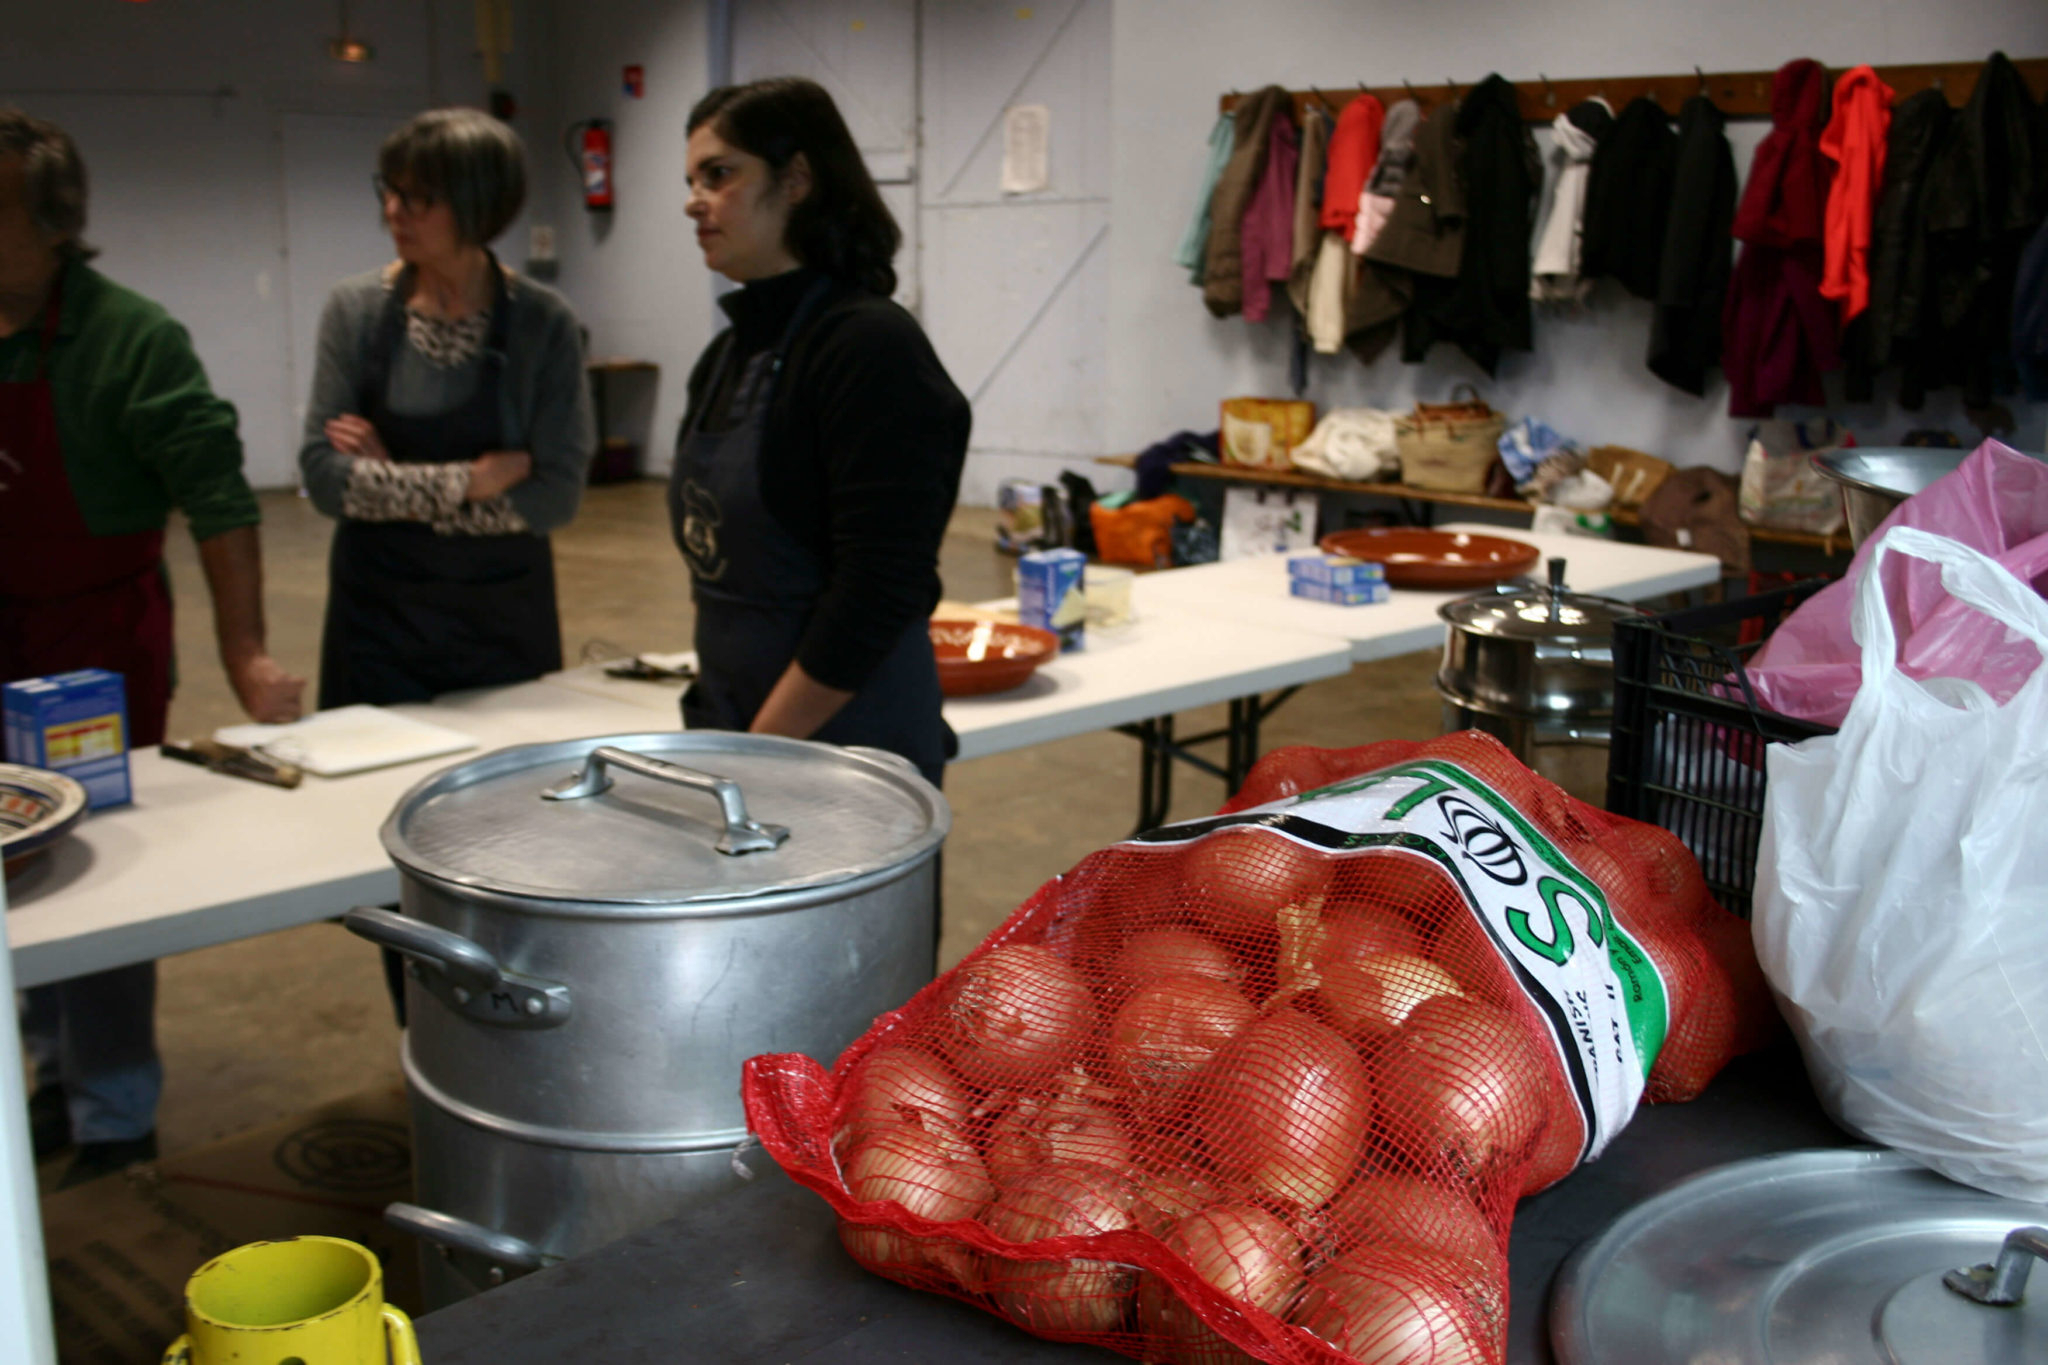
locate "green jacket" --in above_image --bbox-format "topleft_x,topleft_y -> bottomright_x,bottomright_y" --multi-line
0,258 -> 258,542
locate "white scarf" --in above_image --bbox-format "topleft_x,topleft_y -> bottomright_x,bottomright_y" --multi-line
1531,100 -> 1610,300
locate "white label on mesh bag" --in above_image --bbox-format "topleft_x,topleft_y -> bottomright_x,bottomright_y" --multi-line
1132,758 -> 1668,1161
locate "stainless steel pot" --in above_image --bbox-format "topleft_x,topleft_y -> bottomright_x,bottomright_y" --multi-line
343,732 -> 947,1306
1435,557 -> 1646,760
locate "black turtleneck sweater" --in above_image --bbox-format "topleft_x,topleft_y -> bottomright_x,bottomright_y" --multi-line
677,268 -> 971,694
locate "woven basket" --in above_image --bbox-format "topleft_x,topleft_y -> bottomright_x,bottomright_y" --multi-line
1395,388 -> 1506,493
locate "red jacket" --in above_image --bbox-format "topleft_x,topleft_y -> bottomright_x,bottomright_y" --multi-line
1320,94 -> 1385,233
1820,66 -> 1895,321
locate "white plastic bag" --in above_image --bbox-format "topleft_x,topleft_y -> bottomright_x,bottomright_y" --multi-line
1289,408 -> 1399,482
1218,486 -> 1318,561
1754,525 -> 2048,1200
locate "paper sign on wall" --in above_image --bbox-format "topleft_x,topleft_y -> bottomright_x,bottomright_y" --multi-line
1001,104 -> 1049,194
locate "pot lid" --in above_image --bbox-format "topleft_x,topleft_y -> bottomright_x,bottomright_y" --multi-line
1552,1148 -> 2048,1365
382,731 -> 948,909
1438,556 -> 1643,641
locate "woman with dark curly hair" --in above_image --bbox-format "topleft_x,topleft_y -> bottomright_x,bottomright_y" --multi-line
673,77 -> 970,785
300,107 -> 593,707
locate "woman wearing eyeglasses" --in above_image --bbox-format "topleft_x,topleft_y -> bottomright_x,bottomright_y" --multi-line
299,108 -> 593,707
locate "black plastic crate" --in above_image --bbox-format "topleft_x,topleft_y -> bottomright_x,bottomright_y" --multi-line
1606,580 -> 1838,918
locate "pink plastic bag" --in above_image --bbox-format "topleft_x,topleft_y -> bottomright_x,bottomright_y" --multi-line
1746,440 -> 2048,727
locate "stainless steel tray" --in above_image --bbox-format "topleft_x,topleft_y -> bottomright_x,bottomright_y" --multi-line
1551,1148 -> 2048,1365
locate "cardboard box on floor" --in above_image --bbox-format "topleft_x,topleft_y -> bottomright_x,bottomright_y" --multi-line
40,1085 -> 421,1365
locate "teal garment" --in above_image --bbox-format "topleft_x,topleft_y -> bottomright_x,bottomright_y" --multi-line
1174,112 -> 1237,284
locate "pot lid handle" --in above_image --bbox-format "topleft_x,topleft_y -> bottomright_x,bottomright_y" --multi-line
1548,556 -> 1567,623
541,745 -> 792,855
1945,1225 -> 2048,1306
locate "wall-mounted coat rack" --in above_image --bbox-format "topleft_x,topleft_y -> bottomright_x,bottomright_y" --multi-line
1220,56 -> 2048,122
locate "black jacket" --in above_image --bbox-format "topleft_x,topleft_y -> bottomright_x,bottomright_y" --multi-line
1427,74 -> 1541,375
1581,96 -> 1678,300
679,268 -> 971,693
1648,95 -> 1736,395
1846,87 -> 1953,402
1911,52 -> 2046,408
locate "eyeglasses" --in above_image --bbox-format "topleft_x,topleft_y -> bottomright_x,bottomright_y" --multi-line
372,175 -> 439,215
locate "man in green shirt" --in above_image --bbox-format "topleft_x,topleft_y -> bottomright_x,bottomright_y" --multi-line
2,108 -> 303,1185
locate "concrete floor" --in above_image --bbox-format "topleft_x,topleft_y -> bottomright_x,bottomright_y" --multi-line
36,479 -> 1500,1172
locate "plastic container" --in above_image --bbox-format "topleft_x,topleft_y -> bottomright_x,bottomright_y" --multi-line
1082,565 -> 1135,631
1605,581 -> 1835,917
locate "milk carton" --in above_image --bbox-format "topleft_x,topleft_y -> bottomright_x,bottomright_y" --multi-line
4,668 -> 132,808
1018,547 -> 1087,652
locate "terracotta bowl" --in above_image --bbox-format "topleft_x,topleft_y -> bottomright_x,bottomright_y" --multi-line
1316,527 -> 1541,590
929,620 -> 1061,698
1,764 -> 88,881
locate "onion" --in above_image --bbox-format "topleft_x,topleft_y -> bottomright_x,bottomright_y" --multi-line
1272,898 -> 1427,1005
1520,1109 -> 1585,1196
833,1046 -> 975,1158
1376,996 -> 1554,1178
1197,1011 -> 1374,1210
984,1077 -> 1132,1184
1315,1171 -> 1500,1271
979,1165 -> 1140,1334
1178,830 -> 1331,939
937,944 -> 1098,1087
1129,1166 -> 1235,1238
839,1125 -> 993,1286
1138,1203 -> 1306,1363
1291,1247 -> 1492,1365
1112,929 -> 1241,991
1107,975 -> 1256,1106
1320,951 -> 1465,1045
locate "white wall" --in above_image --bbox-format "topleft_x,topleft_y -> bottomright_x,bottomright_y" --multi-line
1,0 -> 549,488
1108,0 -> 2048,475
535,0 -> 716,480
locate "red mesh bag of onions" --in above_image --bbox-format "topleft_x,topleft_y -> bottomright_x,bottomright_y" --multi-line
742,731 -> 1777,1364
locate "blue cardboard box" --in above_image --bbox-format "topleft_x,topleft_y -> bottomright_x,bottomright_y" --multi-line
1287,553 -> 1388,588
4,668 -> 132,809
1289,576 -> 1392,606
1018,547 -> 1087,652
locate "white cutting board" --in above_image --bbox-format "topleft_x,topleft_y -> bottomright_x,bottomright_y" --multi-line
215,705 -> 478,777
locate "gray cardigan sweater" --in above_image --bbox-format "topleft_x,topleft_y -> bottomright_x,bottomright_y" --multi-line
298,267 -> 594,534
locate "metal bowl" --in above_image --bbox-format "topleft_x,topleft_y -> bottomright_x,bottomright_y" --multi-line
1809,447 -> 2048,549
1,764 -> 88,879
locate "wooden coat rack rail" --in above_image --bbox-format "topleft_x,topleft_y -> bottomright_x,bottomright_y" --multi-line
1219,56 -> 2048,124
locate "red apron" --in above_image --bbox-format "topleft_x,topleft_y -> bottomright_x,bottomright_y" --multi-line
0,282 -> 174,747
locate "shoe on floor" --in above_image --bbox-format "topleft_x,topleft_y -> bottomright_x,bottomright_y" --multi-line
57,1131 -> 157,1190
28,1084 -> 70,1162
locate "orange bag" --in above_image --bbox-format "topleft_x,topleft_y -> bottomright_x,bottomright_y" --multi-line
1090,494 -> 1197,569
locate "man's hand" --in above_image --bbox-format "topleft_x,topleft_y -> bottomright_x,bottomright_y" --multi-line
227,652 -> 305,724
325,413 -> 390,461
467,450 -> 533,502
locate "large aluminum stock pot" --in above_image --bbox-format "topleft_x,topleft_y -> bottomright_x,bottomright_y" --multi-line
343,732 -> 947,1305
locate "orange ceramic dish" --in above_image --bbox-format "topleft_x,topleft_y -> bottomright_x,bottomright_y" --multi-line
929,620 -> 1062,697
1315,527 -> 1541,590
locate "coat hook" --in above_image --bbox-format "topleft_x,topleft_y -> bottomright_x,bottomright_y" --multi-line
1540,73 -> 1556,107
1695,65 -> 1708,94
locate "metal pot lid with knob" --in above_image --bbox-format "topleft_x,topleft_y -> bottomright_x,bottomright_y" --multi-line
380,731 -> 948,913
1552,1148 -> 2048,1365
1436,556 -> 1646,722
1438,555 -> 1645,643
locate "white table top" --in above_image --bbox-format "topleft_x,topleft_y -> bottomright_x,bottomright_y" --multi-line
1138,524 -> 1722,663
4,682 -> 668,989
546,589 -> 1355,762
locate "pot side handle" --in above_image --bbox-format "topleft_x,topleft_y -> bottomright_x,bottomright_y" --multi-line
343,907 -> 572,1030
384,1202 -> 558,1288
541,745 -> 791,856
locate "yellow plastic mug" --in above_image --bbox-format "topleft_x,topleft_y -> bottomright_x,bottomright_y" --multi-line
161,1236 -> 419,1365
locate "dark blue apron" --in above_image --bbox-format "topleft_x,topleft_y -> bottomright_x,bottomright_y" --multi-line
319,258 -> 562,708
670,278 -> 951,786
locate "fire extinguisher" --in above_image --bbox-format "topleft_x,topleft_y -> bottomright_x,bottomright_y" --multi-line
565,118 -> 613,211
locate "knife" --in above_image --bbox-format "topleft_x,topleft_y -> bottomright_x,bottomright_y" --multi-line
161,739 -> 304,789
